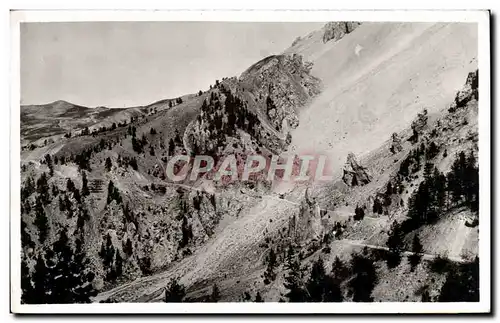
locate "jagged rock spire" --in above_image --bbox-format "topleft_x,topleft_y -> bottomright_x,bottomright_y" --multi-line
342,152 -> 371,187
390,132 -> 403,154
322,22 -> 361,43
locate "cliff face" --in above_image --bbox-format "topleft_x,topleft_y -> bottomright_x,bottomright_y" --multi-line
452,70 -> 478,110
322,22 -> 361,43
342,152 -> 371,186
390,132 -> 403,154
240,54 -> 321,133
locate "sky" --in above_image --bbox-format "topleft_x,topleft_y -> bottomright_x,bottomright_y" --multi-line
21,22 -> 324,108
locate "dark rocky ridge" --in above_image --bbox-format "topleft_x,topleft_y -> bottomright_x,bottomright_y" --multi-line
342,152 -> 372,186
322,22 -> 362,43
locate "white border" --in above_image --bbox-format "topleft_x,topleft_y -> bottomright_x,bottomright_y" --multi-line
9,10 -> 491,314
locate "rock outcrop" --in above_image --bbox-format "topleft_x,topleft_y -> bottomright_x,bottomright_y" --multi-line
411,109 -> 429,133
342,152 -> 371,186
322,22 -> 361,43
240,54 -> 321,133
390,132 -> 403,154
454,70 -> 479,109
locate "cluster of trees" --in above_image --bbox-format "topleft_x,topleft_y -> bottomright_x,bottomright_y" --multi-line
282,245 -> 377,302
194,86 -> 262,157
21,230 -> 97,304
406,150 -> 478,231
34,197 -> 49,244
385,220 -> 407,268
399,144 -> 425,178
166,129 -> 183,157
115,155 -> 138,171
369,181 -> 405,217
438,257 -> 479,301
163,279 -> 222,303
381,150 -> 478,270
263,248 -> 278,285
106,181 -> 122,205
150,183 -> 167,195
75,118 -> 130,138
447,151 -> 479,212
131,132 -> 148,154
399,140 -> 439,180
179,214 -> 193,249
222,87 -> 261,139
354,205 -> 365,221
21,170 -> 92,247
44,133 -> 121,172
243,291 -> 264,302
157,244 -> 388,303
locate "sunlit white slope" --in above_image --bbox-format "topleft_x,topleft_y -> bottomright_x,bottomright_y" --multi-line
287,22 -> 477,170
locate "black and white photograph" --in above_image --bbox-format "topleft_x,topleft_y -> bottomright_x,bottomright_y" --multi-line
9,10 -> 491,314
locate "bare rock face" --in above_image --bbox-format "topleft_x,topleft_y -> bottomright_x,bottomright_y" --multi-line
322,22 -> 361,43
390,132 -> 403,154
342,153 -> 371,186
411,109 -> 429,133
454,70 -> 479,108
240,54 -> 321,133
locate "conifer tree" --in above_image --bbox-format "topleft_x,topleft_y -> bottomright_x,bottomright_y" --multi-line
386,221 -> 404,268
283,248 -> 306,302
349,251 -> 377,302
263,247 -> 277,284
331,256 -> 349,284
168,138 -> 175,156
164,279 -> 186,302
21,259 -> 35,304
354,205 -> 365,220
105,157 -> 112,172
31,255 -> 49,304
81,171 -> 90,197
123,238 -> 133,257
45,154 -> 54,177
36,172 -> 50,205
180,215 -> 193,248
209,283 -> 221,302
99,233 -> 115,268
306,257 -> 342,302
21,176 -> 35,200
409,234 -> 423,270
34,197 -> 49,244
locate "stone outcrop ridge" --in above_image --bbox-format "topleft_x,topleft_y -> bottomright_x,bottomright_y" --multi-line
454,70 -> 478,108
411,109 -> 429,134
322,22 -> 361,43
342,152 -> 371,186
390,132 -> 403,154
240,54 -> 321,133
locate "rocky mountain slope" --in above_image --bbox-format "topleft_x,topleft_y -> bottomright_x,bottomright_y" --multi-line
95,69 -> 479,303
20,22 -> 480,304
